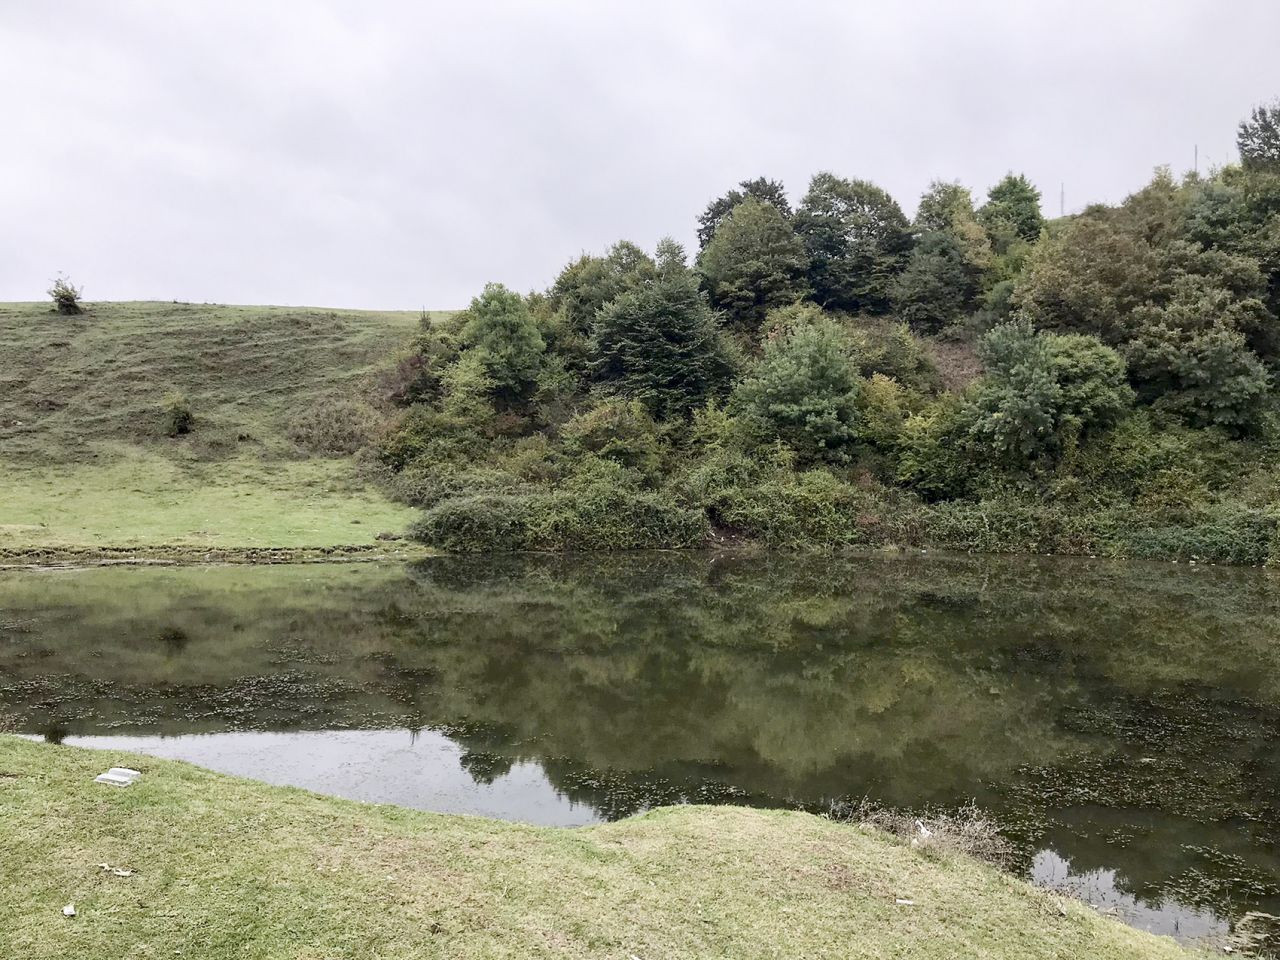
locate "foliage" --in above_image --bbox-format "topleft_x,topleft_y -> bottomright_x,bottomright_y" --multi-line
696,176 -> 791,250
287,398 -> 382,455
160,391 -> 193,437
731,318 -> 860,463
47,274 -> 82,314
560,398 -> 664,477
978,173 -> 1045,247
794,172 -> 913,313
460,283 -> 545,405
893,230 -> 980,332
698,197 -> 809,333
590,239 -> 738,418
362,102 -> 1280,562
962,322 -> 1132,465
412,484 -> 707,552
1239,99 -> 1280,173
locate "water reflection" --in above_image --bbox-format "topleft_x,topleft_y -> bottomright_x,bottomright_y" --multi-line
2,551 -> 1279,947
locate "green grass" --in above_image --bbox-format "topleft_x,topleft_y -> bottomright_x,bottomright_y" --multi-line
0,301 -> 439,555
0,737 -> 1198,960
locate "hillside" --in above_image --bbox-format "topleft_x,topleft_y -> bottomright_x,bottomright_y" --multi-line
0,301 -> 436,558
0,736 -> 1201,960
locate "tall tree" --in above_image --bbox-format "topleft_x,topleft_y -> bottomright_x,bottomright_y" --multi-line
1238,99 -> 1280,173
461,283 -> 545,405
698,198 -> 809,335
696,177 -> 791,250
979,173 -> 1045,248
793,173 -> 913,314
591,239 -> 738,419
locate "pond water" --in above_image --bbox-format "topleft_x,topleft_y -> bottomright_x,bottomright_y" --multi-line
3,552 -> 1279,949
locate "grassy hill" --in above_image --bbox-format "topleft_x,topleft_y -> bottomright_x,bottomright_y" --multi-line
0,301 -> 439,559
0,736 -> 1201,960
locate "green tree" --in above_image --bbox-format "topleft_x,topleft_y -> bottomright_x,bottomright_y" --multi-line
979,173 -> 1045,248
730,318 -> 860,463
461,283 -> 545,405
964,322 -> 1132,464
698,198 -> 809,335
793,173 -> 913,314
696,177 -> 791,250
550,241 -> 656,335
591,239 -> 738,419
1238,99 -> 1280,173
892,230 -> 979,332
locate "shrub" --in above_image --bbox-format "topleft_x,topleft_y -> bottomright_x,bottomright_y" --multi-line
48,274 -> 82,314
411,494 -> 532,553
160,392 -> 193,437
561,399 -> 664,477
411,485 -> 708,553
287,398 -> 382,455
386,464 -> 524,508
731,318 -> 860,463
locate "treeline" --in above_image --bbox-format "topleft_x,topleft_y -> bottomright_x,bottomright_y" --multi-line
367,100 -> 1280,563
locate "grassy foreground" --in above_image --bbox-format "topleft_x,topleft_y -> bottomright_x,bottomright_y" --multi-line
0,738 -> 1197,960
0,301 -> 427,561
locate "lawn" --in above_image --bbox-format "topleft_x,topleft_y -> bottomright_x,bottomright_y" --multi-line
0,737 -> 1199,960
0,301 -> 434,557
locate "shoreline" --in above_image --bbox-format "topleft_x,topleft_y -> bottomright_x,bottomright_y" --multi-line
0,736 -> 1200,959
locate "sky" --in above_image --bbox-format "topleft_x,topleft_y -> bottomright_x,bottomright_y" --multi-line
3,0 -> 1279,310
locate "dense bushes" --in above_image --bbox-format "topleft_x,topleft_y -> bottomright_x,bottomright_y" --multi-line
374,99 -> 1280,564
412,485 -> 708,553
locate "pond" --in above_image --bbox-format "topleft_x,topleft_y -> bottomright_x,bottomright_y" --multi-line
2,552 -> 1279,949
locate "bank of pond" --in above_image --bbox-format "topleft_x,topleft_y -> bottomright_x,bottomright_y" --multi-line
3,551 -> 1279,954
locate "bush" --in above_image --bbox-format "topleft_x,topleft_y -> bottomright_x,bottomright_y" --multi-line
411,494 -> 532,553
48,274 -> 82,314
160,392 -> 193,437
561,399 -> 664,477
731,318 -> 860,464
410,484 -> 708,553
287,398 -> 382,455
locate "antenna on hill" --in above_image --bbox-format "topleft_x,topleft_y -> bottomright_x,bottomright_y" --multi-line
1194,144 -> 1199,176
1059,182 -> 1065,217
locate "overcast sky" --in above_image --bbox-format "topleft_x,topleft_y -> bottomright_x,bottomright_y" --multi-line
3,1 -> 1279,310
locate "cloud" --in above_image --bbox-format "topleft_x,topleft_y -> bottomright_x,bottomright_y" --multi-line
2,0 -> 1278,308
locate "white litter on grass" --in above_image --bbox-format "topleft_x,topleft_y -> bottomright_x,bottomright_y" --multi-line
62,903 -> 75,917
97,863 -> 134,877
94,767 -> 141,787
896,898 -> 916,906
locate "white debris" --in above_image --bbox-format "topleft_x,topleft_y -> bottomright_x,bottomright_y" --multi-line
915,819 -> 933,839
94,767 -> 142,787
896,898 -> 915,906
62,903 -> 76,917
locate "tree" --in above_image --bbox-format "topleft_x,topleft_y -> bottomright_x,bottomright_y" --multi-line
1238,99 -> 1280,173
1124,308 -> 1271,434
591,239 -> 738,419
730,318 -> 860,463
793,173 -> 913,314
696,177 -> 791,250
698,198 -> 809,335
550,241 -> 656,334
964,322 -> 1131,464
892,230 -> 979,332
979,173 -> 1045,248
461,283 -> 545,405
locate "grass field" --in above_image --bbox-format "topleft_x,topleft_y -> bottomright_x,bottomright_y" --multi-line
0,736 -> 1199,960
0,301 -> 436,556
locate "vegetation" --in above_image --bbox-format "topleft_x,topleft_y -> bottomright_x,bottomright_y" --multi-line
0,736 -> 1200,959
0,302 -> 423,558
46,274 -> 82,315
375,100 -> 1280,563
